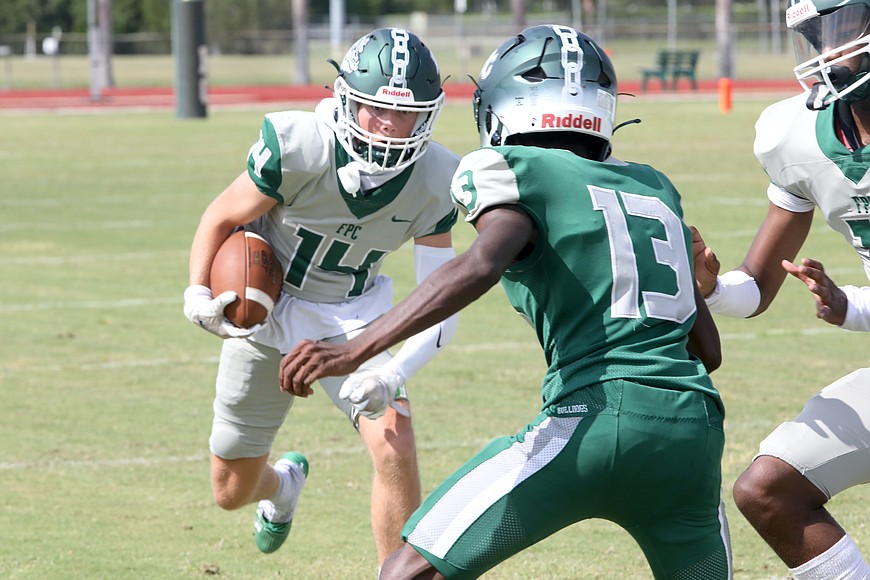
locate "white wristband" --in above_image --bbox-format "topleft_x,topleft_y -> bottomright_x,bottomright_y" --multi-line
704,270 -> 761,318
839,285 -> 870,332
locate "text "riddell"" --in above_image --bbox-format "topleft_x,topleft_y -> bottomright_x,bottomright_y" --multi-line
541,113 -> 602,132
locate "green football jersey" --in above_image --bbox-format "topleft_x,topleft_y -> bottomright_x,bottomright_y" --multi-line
244,100 -> 459,303
450,146 -> 718,409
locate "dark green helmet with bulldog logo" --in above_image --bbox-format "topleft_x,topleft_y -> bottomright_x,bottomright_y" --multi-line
333,28 -> 444,173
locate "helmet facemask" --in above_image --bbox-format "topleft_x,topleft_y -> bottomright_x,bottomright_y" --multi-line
334,75 -> 444,172
332,28 -> 445,175
788,0 -> 870,109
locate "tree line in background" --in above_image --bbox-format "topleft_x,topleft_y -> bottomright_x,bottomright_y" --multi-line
4,0 -> 441,35
2,0 -> 754,37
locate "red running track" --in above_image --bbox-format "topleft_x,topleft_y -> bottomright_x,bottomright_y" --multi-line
0,79 -> 798,111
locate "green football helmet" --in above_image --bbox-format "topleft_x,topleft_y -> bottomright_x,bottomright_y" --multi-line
472,25 -> 617,157
787,0 -> 870,108
333,28 -> 445,174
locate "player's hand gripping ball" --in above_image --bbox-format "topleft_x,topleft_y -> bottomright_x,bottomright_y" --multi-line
210,231 -> 283,329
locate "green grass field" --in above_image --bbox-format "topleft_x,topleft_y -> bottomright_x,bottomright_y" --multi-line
2,95 -> 869,579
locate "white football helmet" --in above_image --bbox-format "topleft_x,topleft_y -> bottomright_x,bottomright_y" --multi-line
472,24 -> 617,159
332,28 -> 445,174
787,0 -> 870,109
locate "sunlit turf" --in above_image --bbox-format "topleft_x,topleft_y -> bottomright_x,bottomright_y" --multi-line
2,96 -> 866,579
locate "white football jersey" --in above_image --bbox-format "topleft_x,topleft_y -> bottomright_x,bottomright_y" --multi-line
755,94 -> 870,279
245,98 -> 459,303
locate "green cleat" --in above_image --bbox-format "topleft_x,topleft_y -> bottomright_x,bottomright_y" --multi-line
253,452 -> 308,554
253,507 -> 292,554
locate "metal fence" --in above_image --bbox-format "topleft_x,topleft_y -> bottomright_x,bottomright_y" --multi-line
0,11 -> 789,58
0,10 -> 795,92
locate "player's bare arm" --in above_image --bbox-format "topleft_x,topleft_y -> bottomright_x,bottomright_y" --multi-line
690,225 -> 720,296
189,172 -> 277,286
279,206 -> 534,396
185,172 -> 279,338
413,231 -> 452,248
696,204 -> 813,318
782,257 -> 848,326
737,203 -> 813,314
687,283 -> 722,373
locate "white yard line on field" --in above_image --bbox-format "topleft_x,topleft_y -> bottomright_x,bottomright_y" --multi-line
0,220 -> 158,232
0,326 -> 839,377
1,346 -> 538,374
0,250 -> 188,266
0,454 -> 207,470
0,439 -> 493,471
60,356 -> 220,371
0,297 -> 179,312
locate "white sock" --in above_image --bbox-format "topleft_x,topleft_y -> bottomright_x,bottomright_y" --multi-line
790,534 -> 870,580
260,459 -> 306,523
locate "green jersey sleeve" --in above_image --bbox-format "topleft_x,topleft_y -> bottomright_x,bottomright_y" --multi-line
247,116 -> 284,203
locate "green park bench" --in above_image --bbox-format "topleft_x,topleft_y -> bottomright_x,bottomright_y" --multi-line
640,49 -> 700,91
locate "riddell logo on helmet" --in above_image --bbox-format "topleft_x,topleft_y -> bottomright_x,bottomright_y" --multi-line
541,113 -> 602,133
378,86 -> 413,99
785,0 -> 818,27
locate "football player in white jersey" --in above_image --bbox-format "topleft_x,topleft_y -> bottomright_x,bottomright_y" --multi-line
694,0 -> 870,577
182,28 -> 460,564
280,25 -> 730,579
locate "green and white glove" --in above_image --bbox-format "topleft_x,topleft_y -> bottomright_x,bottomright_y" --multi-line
183,284 -> 257,339
339,370 -> 409,420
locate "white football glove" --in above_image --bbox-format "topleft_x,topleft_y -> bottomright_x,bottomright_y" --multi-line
183,284 -> 258,339
339,370 -> 410,420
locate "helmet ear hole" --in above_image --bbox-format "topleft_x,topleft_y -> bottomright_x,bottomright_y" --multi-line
597,71 -> 614,87
521,66 -> 547,82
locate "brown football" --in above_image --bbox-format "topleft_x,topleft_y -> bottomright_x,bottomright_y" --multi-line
210,230 -> 283,329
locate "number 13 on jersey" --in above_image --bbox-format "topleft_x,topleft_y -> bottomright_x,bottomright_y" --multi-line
590,185 -> 695,324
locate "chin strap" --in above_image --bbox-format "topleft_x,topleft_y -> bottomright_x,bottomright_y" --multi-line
337,161 -> 364,196
806,82 -> 833,111
806,64 -> 860,111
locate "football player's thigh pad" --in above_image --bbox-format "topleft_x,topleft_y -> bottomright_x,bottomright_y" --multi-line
757,368 -> 870,498
210,338 -> 294,459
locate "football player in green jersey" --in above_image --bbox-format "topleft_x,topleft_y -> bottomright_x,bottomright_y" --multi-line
183,28 -> 460,564
693,0 -> 870,577
279,25 -> 731,579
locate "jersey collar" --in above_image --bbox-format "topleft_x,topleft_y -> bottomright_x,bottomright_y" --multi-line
817,102 -> 870,184
334,144 -> 415,219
